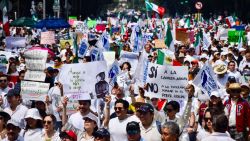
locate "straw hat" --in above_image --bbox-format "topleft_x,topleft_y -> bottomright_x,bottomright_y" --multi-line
214,65 -> 227,74
228,83 -> 241,90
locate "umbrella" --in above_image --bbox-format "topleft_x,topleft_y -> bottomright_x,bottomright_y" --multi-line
35,18 -> 70,29
29,46 -> 55,58
10,17 -> 37,27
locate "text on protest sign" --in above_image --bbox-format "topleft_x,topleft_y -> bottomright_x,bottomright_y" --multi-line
24,50 -> 48,81
145,63 -> 188,101
21,81 -> 50,101
40,31 -> 55,45
58,61 -> 108,100
5,37 -> 26,49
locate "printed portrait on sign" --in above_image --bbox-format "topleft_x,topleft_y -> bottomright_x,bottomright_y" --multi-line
95,72 -> 109,98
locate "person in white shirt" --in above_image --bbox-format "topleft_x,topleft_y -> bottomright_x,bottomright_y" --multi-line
3,119 -> 24,141
137,103 -> 162,141
227,61 -> 241,83
214,64 -> 229,89
202,114 -> 235,141
23,108 -> 43,141
126,121 -> 146,141
104,99 -> 138,141
0,74 -> 10,109
239,50 -> 250,72
4,89 -> 28,129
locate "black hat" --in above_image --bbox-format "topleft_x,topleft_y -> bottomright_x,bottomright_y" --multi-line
93,128 -> 110,138
126,121 -> 140,135
0,111 -> 10,121
6,89 -> 20,97
137,103 -> 154,113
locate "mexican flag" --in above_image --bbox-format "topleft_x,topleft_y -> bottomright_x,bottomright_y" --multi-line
157,49 -> 175,65
194,31 -> 201,55
165,24 -> 174,52
145,0 -> 165,18
184,17 -> 190,28
2,0 -> 9,36
225,16 -> 236,28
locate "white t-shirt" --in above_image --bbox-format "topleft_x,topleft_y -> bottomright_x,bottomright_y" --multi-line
228,100 -> 237,127
140,120 -> 162,141
4,104 -> 28,129
23,128 -> 43,141
108,115 -> 139,141
68,111 -> 97,131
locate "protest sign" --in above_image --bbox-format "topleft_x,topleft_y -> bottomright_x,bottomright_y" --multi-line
5,37 -> 26,49
228,30 -> 245,43
74,21 -> 86,32
193,62 -> 219,97
108,60 -> 120,87
176,30 -> 189,43
60,39 -> 74,49
78,40 -> 88,58
117,71 -> 131,90
24,50 -> 48,81
58,61 -> 108,100
145,63 -> 188,101
103,51 -> 115,68
40,31 -> 55,45
154,39 -> 166,48
21,81 -> 50,101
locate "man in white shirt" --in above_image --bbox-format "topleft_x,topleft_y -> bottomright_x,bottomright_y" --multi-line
4,89 -> 28,129
106,99 -> 138,141
239,50 -> 250,72
0,74 -> 10,109
227,61 -> 241,83
137,103 -> 162,141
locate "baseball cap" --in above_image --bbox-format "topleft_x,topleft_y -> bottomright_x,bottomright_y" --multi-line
6,89 -> 20,97
137,103 -> 154,113
83,114 -> 98,125
210,91 -> 220,98
93,128 -> 110,138
59,130 -> 77,141
7,119 -> 21,129
126,121 -> 140,135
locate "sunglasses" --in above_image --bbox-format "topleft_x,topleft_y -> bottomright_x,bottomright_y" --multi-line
114,107 -> 123,111
204,117 -> 212,122
0,80 -> 7,83
43,120 -> 52,125
127,130 -> 139,135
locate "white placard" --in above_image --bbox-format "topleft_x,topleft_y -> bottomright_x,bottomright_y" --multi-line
145,63 -> 188,101
6,37 -> 26,49
59,61 -> 108,100
21,81 -> 50,101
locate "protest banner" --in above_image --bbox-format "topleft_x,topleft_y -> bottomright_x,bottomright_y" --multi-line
117,71 -> 131,90
176,30 -> 189,43
58,61 -> 108,100
228,30 -> 245,43
21,81 -> 50,101
142,33 -> 153,43
5,37 -> 26,49
60,39 -> 74,49
78,40 -> 88,58
40,31 -> 55,45
103,51 -> 115,68
193,62 -> 219,97
145,63 -> 188,101
24,50 -> 48,81
154,39 -> 167,48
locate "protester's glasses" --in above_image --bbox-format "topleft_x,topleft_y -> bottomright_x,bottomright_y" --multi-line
43,120 -> 52,125
204,117 -> 212,122
114,107 -> 123,111
0,79 -> 7,83
127,130 -> 139,135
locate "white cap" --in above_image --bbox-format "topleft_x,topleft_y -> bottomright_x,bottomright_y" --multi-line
211,47 -> 218,51
210,91 -> 220,98
221,52 -> 228,56
200,53 -> 208,59
239,48 -> 246,52
7,119 -> 21,128
83,114 -> 99,125
25,108 -> 42,120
